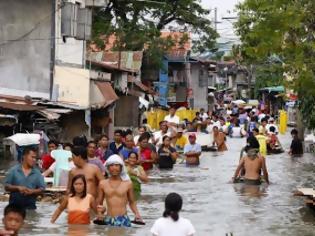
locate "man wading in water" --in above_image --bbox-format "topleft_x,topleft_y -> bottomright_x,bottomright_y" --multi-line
68,146 -> 104,198
96,155 -> 143,227
183,134 -> 201,166
232,146 -> 269,185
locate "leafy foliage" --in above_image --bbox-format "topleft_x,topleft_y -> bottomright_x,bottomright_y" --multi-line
130,175 -> 141,200
254,63 -> 284,97
91,0 -> 218,68
235,0 -> 315,128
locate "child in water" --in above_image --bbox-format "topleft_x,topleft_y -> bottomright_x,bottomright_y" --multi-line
51,174 -> 97,224
0,204 -> 26,236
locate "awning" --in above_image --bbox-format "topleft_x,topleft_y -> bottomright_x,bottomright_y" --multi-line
38,101 -> 85,110
0,95 -> 42,111
260,86 -> 285,93
128,75 -> 156,94
89,60 -> 137,73
36,108 -> 73,120
0,102 -> 41,111
90,81 -> 119,108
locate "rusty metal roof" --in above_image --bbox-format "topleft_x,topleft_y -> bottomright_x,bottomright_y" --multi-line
0,102 -> 42,111
90,60 -> 136,73
127,75 -> 156,95
96,81 -> 119,106
90,81 -> 119,108
87,51 -> 143,73
0,95 -> 42,111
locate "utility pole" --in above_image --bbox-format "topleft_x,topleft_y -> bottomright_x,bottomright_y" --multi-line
248,64 -> 253,99
214,7 -> 218,31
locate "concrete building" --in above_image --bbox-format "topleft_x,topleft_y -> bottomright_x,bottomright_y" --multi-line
0,0 -> 112,143
87,50 -> 152,133
0,0 -> 53,98
216,62 -> 255,100
152,53 -> 209,111
189,62 -> 209,109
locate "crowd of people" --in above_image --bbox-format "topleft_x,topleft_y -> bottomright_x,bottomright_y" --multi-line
1,103 -> 304,235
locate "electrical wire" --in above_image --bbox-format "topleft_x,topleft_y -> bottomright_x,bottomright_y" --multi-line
0,3 -> 65,46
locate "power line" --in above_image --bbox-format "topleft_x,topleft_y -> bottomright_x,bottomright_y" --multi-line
0,3 -> 65,47
1,37 -> 64,44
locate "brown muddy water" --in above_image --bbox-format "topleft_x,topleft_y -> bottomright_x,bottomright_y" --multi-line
0,131 -> 314,235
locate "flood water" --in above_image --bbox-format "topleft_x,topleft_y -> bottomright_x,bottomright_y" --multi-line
1,130 -> 315,235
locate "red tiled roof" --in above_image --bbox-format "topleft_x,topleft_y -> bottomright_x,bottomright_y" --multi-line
90,32 -> 191,53
160,32 -> 191,51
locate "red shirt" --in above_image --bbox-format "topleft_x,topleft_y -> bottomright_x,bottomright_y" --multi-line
140,148 -> 153,171
41,153 -> 55,170
270,134 -> 277,146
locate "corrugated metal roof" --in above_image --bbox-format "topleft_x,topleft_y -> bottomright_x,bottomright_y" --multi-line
0,95 -> 42,111
90,60 -> 136,73
87,51 -> 143,73
90,81 -> 119,108
127,75 -> 156,95
0,102 -> 42,111
36,108 -> 73,120
38,101 -> 83,110
96,81 -> 119,106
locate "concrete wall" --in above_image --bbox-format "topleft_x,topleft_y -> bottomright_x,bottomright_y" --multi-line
190,63 -> 208,110
55,0 -> 86,67
54,65 -> 90,108
0,0 -> 52,98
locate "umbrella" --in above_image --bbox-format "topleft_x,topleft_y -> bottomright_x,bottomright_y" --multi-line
6,133 -> 40,146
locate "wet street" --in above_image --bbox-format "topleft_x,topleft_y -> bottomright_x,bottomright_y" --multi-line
1,130 -> 315,235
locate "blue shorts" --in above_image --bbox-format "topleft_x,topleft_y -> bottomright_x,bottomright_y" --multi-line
104,215 -> 131,227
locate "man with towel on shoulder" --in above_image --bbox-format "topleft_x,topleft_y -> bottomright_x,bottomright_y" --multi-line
96,155 -> 143,227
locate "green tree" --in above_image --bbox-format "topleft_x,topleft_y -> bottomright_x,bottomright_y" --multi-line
91,0 -> 218,68
235,0 -> 315,129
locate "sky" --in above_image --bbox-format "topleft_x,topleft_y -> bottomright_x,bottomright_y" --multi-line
201,0 -> 242,42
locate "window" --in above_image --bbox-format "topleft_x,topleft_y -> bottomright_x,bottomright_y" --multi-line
76,8 -> 92,40
61,2 -> 78,37
61,2 -> 92,40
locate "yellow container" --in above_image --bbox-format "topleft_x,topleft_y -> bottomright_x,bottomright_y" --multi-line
279,110 -> 287,134
146,108 -> 199,130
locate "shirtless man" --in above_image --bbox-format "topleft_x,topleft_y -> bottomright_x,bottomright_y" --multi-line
68,146 -> 104,198
213,126 -> 228,152
97,154 -> 142,227
232,148 -> 269,185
